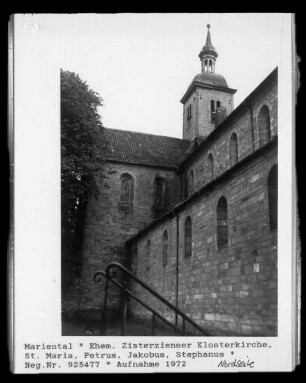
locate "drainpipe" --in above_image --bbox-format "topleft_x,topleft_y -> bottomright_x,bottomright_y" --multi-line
125,242 -> 132,318
175,214 -> 179,325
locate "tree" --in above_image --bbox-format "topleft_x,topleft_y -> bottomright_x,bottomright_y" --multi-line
61,69 -> 104,289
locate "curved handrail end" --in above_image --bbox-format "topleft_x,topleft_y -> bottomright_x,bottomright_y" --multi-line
93,270 -> 106,283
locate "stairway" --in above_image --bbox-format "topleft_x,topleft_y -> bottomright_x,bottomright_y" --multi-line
93,262 -> 209,336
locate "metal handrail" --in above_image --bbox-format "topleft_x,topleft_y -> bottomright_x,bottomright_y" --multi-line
94,269 -> 185,335
94,262 -> 208,336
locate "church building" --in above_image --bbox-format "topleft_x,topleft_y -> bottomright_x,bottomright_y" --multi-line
77,25 -> 278,336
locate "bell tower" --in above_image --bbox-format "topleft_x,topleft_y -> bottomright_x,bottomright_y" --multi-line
199,24 -> 217,74
181,25 -> 237,141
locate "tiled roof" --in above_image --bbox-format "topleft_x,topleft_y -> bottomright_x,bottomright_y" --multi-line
98,127 -> 190,168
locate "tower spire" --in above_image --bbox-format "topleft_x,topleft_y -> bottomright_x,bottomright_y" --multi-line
199,24 -> 218,73
205,24 -> 212,46
181,24 -> 237,140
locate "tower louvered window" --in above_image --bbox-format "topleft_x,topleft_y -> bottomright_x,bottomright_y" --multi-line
187,104 -> 192,120
211,100 -> 216,123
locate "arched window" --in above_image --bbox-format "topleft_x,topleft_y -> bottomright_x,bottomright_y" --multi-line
229,133 -> 238,166
154,177 -> 167,207
146,240 -> 151,272
120,173 -> 134,204
268,165 -> 278,231
184,216 -> 192,258
207,153 -> 214,182
217,197 -> 228,249
188,170 -> 194,197
162,230 -> 168,267
258,105 -> 271,146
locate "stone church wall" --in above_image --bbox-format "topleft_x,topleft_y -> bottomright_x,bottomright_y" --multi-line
184,78 -> 277,193
128,77 -> 278,335
79,162 -> 181,316
129,144 -> 277,336
73,68 -> 278,335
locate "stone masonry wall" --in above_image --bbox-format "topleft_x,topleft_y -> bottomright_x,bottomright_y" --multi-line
74,70 -> 278,334
129,146 -> 277,336
79,162 -> 181,315
129,77 -> 278,335
183,87 -> 234,141
128,217 -> 178,323
196,87 -> 234,139
184,79 -> 277,192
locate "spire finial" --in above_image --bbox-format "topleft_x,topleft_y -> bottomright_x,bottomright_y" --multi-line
205,24 -> 213,46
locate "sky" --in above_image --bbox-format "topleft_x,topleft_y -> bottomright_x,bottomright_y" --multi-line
56,13 -> 287,138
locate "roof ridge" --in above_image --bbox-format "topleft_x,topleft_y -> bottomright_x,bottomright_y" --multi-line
101,126 -> 190,142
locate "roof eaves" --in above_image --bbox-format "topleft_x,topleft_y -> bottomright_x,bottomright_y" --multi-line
180,80 -> 237,104
104,158 -> 180,171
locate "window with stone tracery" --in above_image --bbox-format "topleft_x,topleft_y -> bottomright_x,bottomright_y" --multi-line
120,173 -> 134,204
